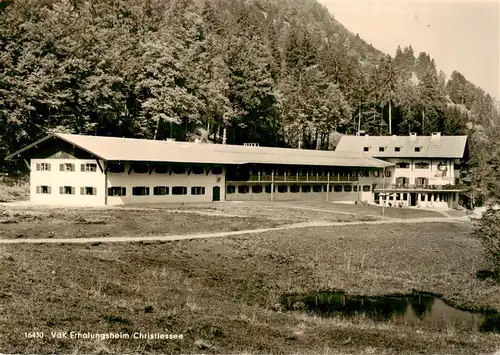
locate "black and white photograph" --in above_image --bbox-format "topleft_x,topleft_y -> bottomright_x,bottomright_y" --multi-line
0,0 -> 499,353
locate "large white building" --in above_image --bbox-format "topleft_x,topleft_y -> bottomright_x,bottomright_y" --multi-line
6,133 -> 391,206
6,132 -> 467,209
335,132 -> 467,209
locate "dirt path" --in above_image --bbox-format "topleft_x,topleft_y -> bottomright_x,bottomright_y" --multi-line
0,216 -> 470,245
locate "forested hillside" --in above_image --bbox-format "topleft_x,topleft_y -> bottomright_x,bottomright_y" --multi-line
1,0 -> 499,203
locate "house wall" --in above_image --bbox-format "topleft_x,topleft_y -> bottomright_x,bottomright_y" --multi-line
383,158 -> 455,186
30,159 -> 106,206
106,164 -> 225,205
377,191 -> 456,209
225,184 -> 358,203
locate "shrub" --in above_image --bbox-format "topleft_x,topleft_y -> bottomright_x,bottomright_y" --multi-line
472,207 -> 500,276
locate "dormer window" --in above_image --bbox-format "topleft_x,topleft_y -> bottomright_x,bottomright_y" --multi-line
379,147 -> 385,152
363,147 -> 370,152
415,146 -> 421,152
395,147 -> 401,152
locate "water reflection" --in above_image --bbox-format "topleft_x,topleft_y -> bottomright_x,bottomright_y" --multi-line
281,292 -> 500,333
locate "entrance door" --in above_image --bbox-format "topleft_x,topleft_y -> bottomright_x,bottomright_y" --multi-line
212,186 -> 220,202
410,193 -> 417,206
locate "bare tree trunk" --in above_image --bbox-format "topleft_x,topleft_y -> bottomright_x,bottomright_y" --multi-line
154,117 -> 161,140
389,100 -> 392,135
422,110 -> 425,135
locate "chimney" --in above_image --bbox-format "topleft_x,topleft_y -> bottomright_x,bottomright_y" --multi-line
431,132 -> 441,139
409,132 -> 417,139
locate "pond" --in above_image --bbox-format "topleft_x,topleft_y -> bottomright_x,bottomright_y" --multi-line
281,292 -> 500,333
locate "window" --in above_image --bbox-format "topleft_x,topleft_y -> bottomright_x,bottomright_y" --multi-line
108,163 -> 125,173
132,186 -> 150,196
212,167 -> 223,175
374,192 -> 380,204
172,166 -> 186,174
415,177 -> 429,186
227,185 -> 236,194
154,165 -> 169,174
395,162 -> 410,169
36,186 -> 51,194
278,185 -> 288,193
290,185 -> 300,193
344,185 -> 352,192
191,167 -> 204,175
395,147 -> 401,152
363,185 -> 371,192
172,186 -> 188,195
60,163 -> 75,172
81,163 -> 97,172
265,185 -> 273,193
80,187 -> 97,195
108,187 -> 126,196
36,163 -> 51,171
373,170 -> 380,177
334,185 -> 342,192
191,186 -> 205,195
301,185 -> 311,193
415,146 -> 421,152
385,170 -> 392,177
323,185 -> 328,192
238,185 -> 249,194
60,186 -> 75,195
396,193 -> 401,201
453,163 -> 461,170
353,185 -> 358,192
379,147 -> 385,152
415,162 -> 430,169
313,185 -> 322,192
252,185 -> 263,194
153,186 -> 169,195
363,147 -> 370,152
132,164 -> 148,174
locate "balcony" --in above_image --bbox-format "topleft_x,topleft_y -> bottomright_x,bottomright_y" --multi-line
230,175 -> 359,183
373,184 -> 465,191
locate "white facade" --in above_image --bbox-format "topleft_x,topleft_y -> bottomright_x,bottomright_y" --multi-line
106,164 -> 225,206
30,159 -> 225,206
30,159 -> 106,206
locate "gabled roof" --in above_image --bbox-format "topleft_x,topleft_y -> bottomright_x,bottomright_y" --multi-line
6,133 -> 393,168
335,134 -> 467,158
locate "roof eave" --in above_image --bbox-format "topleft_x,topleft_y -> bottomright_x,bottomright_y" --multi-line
5,133 -> 108,162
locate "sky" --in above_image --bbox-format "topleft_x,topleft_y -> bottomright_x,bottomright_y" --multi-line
317,0 -> 500,100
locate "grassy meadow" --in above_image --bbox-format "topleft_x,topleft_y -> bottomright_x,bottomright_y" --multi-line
1,214 -> 499,354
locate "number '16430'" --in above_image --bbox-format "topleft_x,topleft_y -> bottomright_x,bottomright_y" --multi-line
25,332 -> 44,339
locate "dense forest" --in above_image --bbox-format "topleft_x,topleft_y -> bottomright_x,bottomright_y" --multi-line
1,0 -> 499,205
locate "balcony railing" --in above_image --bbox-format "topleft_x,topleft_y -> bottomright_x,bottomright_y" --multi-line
231,175 -> 359,183
373,184 -> 465,191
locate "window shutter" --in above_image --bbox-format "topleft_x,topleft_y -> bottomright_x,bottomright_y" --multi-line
60,164 -> 64,171
80,187 -> 84,195
93,187 -> 97,195
47,164 -> 51,171
81,164 -> 85,172
146,187 -> 150,195
48,186 -> 51,194
36,186 -> 40,194
60,186 -> 64,194
36,163 -> 40,171
71,164 -> 75,172
71,187 -> 75,195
